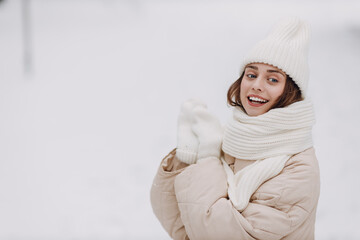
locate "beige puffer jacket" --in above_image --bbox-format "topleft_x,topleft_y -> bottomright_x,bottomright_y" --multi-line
150,147 -> 320,240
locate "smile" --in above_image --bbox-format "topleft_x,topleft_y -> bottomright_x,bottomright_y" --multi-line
247,95 -> 269,106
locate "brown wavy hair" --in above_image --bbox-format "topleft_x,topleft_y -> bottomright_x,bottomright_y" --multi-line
227,72 -> 303,111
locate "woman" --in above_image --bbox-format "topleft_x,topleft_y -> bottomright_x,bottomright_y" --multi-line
150,18 -> 320,240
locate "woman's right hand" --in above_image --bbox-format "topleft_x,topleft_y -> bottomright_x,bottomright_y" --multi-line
175,99 -> 206,164
191,105 -> 223,162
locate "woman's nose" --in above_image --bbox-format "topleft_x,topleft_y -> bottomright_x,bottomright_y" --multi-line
251,78 -> 264,91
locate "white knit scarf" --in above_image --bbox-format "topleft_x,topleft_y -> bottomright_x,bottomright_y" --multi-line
221,99 -> 315,211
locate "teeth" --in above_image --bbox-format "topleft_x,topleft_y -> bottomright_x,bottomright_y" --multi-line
249,96 -> 268,103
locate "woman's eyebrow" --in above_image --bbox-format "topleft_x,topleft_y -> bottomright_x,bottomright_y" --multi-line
267,69 -> 286,77
246,65 -> 258,70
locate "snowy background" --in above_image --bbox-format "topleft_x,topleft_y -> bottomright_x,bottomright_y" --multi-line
0,0 -> 359,239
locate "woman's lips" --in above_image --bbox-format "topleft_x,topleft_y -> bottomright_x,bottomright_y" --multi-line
247,98 -> 266,107
247,95 -> 269,107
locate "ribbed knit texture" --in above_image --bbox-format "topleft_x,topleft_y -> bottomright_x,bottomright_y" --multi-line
239,18 -> 310,97
222,99 -> 315,160
222,99 -> 315,211
176,148 -> 197,164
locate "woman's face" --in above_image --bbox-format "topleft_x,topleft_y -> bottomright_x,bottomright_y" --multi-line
240,63 -> 287,116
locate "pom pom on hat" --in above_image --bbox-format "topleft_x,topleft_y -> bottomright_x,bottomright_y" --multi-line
240,18 -> 310,97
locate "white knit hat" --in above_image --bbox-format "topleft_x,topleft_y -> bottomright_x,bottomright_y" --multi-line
240,18 -> 310,97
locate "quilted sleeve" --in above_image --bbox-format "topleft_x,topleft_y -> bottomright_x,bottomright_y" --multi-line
150,149 -> 189,240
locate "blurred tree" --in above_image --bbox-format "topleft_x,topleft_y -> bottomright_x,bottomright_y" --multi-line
22,0 -> 32,74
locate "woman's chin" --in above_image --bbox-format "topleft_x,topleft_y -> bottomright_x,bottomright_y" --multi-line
244,104 -> 269,117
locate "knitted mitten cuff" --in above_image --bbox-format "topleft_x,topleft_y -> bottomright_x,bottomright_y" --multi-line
176,148 -> 197,165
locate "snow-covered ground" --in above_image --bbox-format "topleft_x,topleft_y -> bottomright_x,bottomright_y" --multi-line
0,0 -> 359,239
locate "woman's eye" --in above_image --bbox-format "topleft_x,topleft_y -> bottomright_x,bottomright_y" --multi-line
247,74 -> 256,78
269,78 -> 278,83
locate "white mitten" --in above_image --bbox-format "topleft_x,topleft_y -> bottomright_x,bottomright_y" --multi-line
176,99 -> 207,164
191,105 -> 223,162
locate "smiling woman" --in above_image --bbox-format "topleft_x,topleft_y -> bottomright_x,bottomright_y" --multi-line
227,63 -> 303,116
150,18 -> 320,240
241,63 -> 287,116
